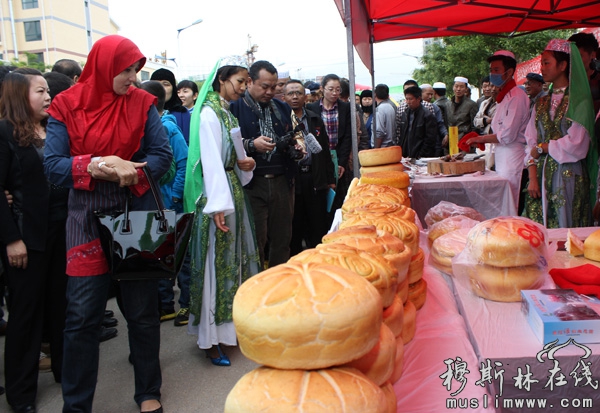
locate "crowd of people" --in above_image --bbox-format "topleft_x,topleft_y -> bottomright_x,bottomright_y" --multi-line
0,31 -> 599,412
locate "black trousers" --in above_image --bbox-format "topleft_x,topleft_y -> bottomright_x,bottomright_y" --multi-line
4,220 -> 67,407
291,172 -> 329,256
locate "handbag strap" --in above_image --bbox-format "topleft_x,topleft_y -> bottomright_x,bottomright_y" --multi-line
142,165 -> 168,232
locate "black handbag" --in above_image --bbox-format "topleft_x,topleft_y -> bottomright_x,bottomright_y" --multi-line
96,166 -> 194,281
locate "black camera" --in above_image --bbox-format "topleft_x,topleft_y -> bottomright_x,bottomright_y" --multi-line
267,123 -> 305,161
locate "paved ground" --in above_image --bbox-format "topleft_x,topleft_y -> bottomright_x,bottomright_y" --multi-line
0,295 -> 258,413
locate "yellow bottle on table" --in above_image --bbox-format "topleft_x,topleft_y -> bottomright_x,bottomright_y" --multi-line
449,126 -> 459,155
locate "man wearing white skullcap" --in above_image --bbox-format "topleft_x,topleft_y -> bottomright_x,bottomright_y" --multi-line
444,76 -> 478,152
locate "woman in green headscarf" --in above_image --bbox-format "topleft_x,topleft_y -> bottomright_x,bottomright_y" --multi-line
183,56 -> 260,366
523,38 -> 596,228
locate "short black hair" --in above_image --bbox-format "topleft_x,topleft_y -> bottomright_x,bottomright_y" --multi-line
43,72 -> 74,100
481,75 -> 490,84
248,60 -> 277,81
404,86 -> 422,99
340,79 -> 350,99
568,32 -> 599,54
285,79 -> 304,88
375,84 -> 389,99
140,80 -> 166,113
177,80 -> 198,95
403,79 -> 418,88
52,59 -> 82,80
433,87 -> 446,96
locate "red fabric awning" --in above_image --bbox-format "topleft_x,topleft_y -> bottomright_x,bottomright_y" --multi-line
334,0 -> 600,73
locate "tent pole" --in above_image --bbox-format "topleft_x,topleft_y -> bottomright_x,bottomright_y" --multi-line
344,0 -> 360,178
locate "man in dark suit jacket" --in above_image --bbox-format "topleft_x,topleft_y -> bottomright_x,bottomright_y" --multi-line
283,80 -> 336,254
306,74 -> 352,218
398,86 -> 438,158
230,60 -> 295,268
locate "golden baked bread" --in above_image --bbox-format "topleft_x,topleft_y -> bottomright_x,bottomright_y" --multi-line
466,217 -> 547,267
343,184 -> 409,207
343,204 -> 416,223
427,215 -> 480,247
465,264 -> 543,302
407,247 -> 424,284
291,244 -> 399,308
583,228 -> 600,261
340,214 -> 419,257
380,381 -> 398,413
408,279 -> 427,310
389,338 -> 405,384
567,229 -> 585,257
233,261 -> 382,369
401,300 -> 416,344
361,162 -> 405,175
360,170 -> 410,189
396,277 -> 409,304
343,323 -> 396,386
224,367 -> 388,413
358,146 -> 402,166
322,226 -> 412,284
429,228 -> 471,275
383,294 -> 404,337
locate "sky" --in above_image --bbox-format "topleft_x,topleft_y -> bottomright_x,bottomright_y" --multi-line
107,0 -> 424,88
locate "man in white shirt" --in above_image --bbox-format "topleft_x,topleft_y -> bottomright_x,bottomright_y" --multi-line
464,50 -> 530,211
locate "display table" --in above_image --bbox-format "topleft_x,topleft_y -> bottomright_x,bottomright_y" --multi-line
411,171 -> 516,228
444,227 -> 600,412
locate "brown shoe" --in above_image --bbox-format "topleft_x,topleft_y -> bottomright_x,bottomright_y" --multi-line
39,352 -> 51,372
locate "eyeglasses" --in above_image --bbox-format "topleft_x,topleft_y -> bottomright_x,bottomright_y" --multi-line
325,87 -> 341,94
285,91 -> 304,97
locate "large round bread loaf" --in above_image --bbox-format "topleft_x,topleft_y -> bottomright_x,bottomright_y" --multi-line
358,146 -> 402,166
360,170 -> 410,189
584,228 -> 600,261
408,279 -> 427,310
407,247 -> 424,284
344,183 -> 409,208
343,323 -> 396,386
233,262 -> 382,369
466,217 -> 547,267
389,338 -> 405,383
465,263 -> 543,302
343,203 -> 416,223
224,367 -> 388,413
361,162 -> 405,175
383,294 -> 404,337
291,244 -> 399,308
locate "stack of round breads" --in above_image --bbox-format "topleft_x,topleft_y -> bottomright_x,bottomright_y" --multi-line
358,146 -> 404,174
227,262 -> 393,412
459,217 -> 547,302
427,215 -> 481,247
320,225 -> 412,382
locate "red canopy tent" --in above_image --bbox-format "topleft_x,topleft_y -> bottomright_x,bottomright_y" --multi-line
332,0 -> 600,175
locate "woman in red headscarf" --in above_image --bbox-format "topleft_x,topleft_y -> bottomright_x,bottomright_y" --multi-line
44,35 -> 172,413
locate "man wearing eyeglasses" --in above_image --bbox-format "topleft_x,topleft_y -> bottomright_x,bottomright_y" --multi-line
231,60 -> 295,268
283,80 -> 335,255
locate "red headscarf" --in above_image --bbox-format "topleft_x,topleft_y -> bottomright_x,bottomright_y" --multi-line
48,35 -> 156,160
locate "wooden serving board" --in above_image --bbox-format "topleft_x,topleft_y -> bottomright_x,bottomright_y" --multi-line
427,159 -> 485,175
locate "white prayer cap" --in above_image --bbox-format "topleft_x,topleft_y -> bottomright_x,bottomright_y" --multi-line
433,82 -> 446,89
305,88 -> 311,95
420,83 -> 432,89
454,76 -> 469,84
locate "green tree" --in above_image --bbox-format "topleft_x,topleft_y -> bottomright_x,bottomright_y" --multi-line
414,29 -> 577,93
